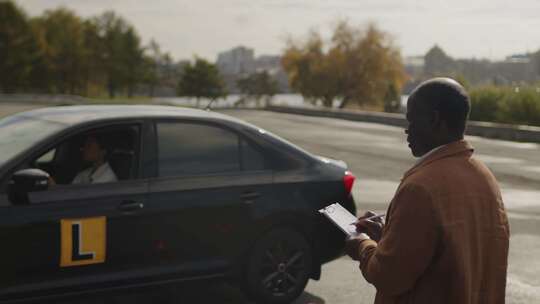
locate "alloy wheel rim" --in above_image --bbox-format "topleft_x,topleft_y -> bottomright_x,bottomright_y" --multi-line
259,240 -> 306,297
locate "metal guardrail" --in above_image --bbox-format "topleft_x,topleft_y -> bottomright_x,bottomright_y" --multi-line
266,105 -> 540,144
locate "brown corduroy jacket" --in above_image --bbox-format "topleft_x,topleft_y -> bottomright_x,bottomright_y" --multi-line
357,140 -> 510,304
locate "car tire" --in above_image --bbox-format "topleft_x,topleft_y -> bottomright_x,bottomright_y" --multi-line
245,227 -> 313,304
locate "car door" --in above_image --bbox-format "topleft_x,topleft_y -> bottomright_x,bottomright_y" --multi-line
0,122 -> 152,301
146,120 -> 273,276
0,181 -> 148,301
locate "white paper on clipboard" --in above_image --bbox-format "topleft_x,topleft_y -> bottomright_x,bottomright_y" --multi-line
318,203 -> 359,237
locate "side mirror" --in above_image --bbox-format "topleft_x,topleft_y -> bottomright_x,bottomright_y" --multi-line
8,169 -> 50,205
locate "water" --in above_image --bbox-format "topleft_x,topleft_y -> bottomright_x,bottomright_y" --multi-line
153,94 -> 310,108
153,94 -> 409,110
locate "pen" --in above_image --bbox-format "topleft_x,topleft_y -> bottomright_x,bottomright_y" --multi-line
350,213 -> 386,225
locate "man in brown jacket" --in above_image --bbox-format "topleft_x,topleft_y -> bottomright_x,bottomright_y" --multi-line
346,78 -> 510,304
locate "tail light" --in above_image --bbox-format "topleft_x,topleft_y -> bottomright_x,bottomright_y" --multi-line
343,171 -> 356,195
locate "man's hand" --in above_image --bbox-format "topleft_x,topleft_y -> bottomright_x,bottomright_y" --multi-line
354,211 -> 385,242
48,176 -> 56,187
345,234 -> 370,261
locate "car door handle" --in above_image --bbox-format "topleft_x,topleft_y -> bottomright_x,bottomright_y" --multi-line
241,191 -> 260,202
118,201 -> 144,212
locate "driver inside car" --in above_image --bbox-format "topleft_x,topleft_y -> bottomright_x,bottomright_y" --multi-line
72,134 -> 118,184
49,134 -> 118,186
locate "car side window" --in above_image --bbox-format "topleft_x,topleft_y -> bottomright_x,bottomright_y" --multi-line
36,148 -> 56,164
157,122 -> 242,177
240,139 -> 266,171
4,124 -> 142,206
33,125 -> 140,185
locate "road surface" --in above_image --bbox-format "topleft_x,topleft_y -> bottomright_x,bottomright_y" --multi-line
223,110 -> 540,304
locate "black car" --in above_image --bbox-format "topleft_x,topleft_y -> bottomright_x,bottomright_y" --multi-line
0,105 -> 356,304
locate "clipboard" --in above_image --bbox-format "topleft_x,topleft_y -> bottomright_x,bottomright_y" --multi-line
318,203 -> 359,237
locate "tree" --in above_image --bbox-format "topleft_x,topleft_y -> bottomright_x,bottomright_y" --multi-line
177,58 -> 226,107
142,39 -> 175,97
282,21 -> 406,110
89,11 -> 144,98
0,4 -> 161,97
80,19 -> 103,96
0,1 -> 42,93
236,71 -> 278,106
533,50 -> 540,81
142,39 -> 160,97
383,82 -> 401,112
282,31 -> 342,107
31,8 -> 87,94
123,27 -> 144,97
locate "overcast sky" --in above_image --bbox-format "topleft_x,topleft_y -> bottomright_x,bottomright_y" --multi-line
17,0 -> 540,62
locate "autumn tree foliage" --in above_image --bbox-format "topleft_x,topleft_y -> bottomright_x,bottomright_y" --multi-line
236,71 -> 278,106
0,1 -> 174,98
282,21 -> 406,110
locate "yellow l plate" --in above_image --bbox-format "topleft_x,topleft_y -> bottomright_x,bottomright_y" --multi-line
60,216 -> 106,267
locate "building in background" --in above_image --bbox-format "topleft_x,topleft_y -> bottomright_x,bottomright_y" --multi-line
216,46 -> 256,75
216,45 -> 540,96
403,45 -> 540,93
216,46 -> 290,93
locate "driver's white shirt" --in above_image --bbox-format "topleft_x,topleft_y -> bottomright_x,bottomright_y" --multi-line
72,162 -> 117,184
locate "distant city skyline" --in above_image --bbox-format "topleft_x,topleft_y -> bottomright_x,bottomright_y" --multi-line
17,0 -> 540,62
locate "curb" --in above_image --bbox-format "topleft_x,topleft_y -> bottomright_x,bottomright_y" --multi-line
266,105 -> 540,144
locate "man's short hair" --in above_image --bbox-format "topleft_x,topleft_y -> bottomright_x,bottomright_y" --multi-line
411,78 -> 471,136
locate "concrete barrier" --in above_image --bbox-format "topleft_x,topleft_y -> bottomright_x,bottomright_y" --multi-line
0,94 -> 91,104
3,94 -> 539,143
266,105 -> 540,143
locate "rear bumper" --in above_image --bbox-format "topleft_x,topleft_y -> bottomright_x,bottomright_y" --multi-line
342,193 -> 357,215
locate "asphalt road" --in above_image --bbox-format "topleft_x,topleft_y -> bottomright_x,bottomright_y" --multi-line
2,104 -> 539,303
222,110 -> 540,304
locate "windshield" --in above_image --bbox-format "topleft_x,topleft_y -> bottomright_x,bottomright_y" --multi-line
0,115 -> 64,166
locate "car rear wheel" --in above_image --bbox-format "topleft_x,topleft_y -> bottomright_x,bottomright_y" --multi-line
245,228 -> 312,304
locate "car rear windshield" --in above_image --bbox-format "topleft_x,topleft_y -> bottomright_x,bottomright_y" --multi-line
0,115 -> 64,166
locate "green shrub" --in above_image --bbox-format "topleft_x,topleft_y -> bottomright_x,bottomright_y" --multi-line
469,86 -> 506,123
499,87 -> 540,126
469,86 -> 540,126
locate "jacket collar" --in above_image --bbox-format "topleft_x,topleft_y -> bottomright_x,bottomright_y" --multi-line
403,139 -> 474,180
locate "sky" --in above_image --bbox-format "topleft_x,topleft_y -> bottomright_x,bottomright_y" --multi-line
17,0 -> 540,62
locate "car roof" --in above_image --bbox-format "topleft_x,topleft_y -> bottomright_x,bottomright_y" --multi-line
12,105 -> 238,126
1,104 -> 319,172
